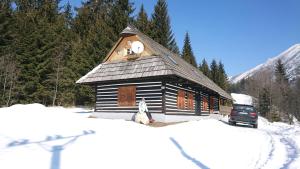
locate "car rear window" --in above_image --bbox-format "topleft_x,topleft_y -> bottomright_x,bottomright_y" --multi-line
233,105 -> 255,112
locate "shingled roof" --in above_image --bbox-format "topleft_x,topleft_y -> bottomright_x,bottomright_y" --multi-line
77,25 -> 232,100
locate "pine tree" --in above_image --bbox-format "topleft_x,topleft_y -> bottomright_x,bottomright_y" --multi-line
73,0 -> 114,38
274,59 -> 292,123
199,59 -> 210,78
210,59 -> 219,84
63,2 -> 73,28
13,2 -> 42,103
151,0 -> 179,54
294,78 -> 300,120
38,1 -> 64,105
9,0 -> 79,106
275,59 -> 289,83
135,4 -> 151,35
0,1 -> 19,106
109,0 -> 134,39
181,32 -> 197,67
169,38 -> 180,54
72,0 -> 118,105
217,61 -> 228,90
0,1 -> 14,50
258,87 -> 271,118
54,3 -> 79,106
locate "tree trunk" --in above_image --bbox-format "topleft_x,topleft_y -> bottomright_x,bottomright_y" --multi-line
6,79 -> 13,107
2,71 -> 8,99
52,57 -> 61,106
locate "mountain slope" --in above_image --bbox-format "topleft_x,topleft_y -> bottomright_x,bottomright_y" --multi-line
230,44 -> 300,83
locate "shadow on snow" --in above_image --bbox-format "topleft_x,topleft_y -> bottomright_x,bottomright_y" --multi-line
275,128 -> 299,169
7,130 -> 95,169
219,120 -> 254,129
74,111 -> 93,114
169,137 -> 210,169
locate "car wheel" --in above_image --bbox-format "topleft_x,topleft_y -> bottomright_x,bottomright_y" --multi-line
232,122 -> 236,126
253,124 -> 258,128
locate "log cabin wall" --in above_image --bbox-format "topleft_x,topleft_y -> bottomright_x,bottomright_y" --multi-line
211,95 -> 219,112
203,93 -> 220,113
94,79 -> 221,115
95,80 -> 163,114
201,92 -> 210,113
165,83 -> 196,115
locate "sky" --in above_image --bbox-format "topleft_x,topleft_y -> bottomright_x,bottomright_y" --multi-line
62,0 -> 300,77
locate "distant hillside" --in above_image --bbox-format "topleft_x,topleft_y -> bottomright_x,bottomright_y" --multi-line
230,44 -> 300,83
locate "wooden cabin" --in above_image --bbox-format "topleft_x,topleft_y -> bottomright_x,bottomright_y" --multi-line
77,25 -> 232,122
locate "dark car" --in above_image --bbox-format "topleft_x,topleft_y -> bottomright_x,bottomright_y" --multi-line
228,104 -> 258,128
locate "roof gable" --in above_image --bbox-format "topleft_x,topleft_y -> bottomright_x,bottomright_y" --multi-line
102,32 -> 157,63
77,25 -> 232,100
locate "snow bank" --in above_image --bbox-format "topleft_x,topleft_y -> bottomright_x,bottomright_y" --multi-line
231,93 -> 253,105
0,104 -> 300,169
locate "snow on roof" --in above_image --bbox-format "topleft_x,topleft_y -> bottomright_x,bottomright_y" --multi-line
231,93 -> 253,105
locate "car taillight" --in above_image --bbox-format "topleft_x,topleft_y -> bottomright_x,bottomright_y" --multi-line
250,112 -> 257,117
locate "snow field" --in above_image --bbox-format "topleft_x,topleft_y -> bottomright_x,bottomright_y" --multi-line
0,104 -> 299,169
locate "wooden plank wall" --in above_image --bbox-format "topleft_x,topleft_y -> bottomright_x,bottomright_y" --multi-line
164,82 -> 220,115
201,92 -> 209,113
95,81 -> 163,113
95,79 -> 221,115
165,83 -> 196,115
212,96 -> 219,111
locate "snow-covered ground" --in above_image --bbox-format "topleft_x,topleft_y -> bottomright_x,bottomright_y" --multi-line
0,104 -> 300,169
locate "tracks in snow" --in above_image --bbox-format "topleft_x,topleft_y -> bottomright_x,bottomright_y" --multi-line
255,131 -> 275,169
276,127 -> 299,169
257,125 -> 299,169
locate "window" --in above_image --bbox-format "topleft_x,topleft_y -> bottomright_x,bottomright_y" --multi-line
187,92 -> 194,110
177,90 -> 185,109
233,105 -> 255,112
118,86 -> 136,106
202,96 -> 208,111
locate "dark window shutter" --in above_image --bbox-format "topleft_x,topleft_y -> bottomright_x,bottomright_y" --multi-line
177,90 -> 185,109
187,92 -> 194,110
202,96 -> 208,111
118,86 -> 136,106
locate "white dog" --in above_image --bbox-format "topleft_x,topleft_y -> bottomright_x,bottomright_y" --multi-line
135,112 -> 149,125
